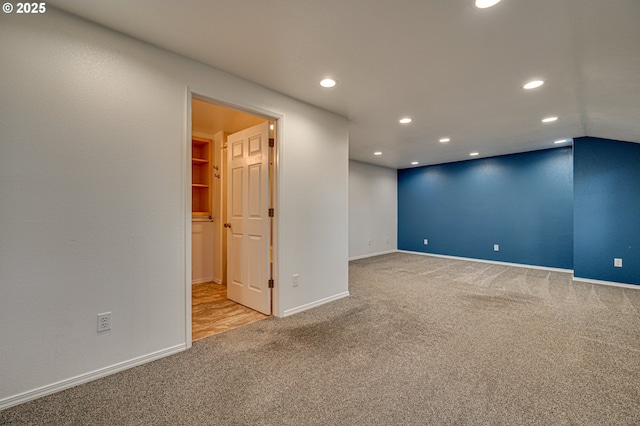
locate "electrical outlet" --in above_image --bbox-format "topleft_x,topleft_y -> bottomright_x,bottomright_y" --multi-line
367,239 -> 371,246
494,244 -> 499,252
97,312 -> 111,332
423,239 -> 428,245
614,258 -> 622,268
293,274 -> 299,288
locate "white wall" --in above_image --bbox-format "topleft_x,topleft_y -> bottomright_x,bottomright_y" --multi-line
0,8 -> 348,407
349,161 -> 398,260
191,221 -> 215,284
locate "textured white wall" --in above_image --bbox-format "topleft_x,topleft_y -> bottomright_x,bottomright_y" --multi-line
0,8 -> 348,406
281,111 -> 350,314
349,161 -> 398,260
191,221 -> 215,284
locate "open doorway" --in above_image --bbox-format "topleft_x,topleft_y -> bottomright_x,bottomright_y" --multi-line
191,97 -> 276,341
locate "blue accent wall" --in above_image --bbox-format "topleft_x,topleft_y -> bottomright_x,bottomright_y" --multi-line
398,147 -> 574,269
574,137 -> 640,285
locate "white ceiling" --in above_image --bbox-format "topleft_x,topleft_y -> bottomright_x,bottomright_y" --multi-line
192,99 -> 267,136
49,0 -> 640,169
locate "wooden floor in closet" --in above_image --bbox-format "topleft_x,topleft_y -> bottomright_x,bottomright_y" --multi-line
192,282 -> 269,341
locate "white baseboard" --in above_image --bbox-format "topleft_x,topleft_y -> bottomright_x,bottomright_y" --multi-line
192,276 -> 214,285
283,291 -> 350,317
349,250 -> 397,261
572,276 -> 640,290
397,250 -> 574,273
397,250 -> 640,290
0,344 -> 186,410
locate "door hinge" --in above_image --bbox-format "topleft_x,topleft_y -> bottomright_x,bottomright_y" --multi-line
268,208 -> 274,217
269,138 -> 275,148
268,279 -> 274,288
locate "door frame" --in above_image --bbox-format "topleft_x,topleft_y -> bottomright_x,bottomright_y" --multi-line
185,88 -> 282,349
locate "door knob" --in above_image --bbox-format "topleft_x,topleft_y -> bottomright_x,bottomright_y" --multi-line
224,223 -> 232,228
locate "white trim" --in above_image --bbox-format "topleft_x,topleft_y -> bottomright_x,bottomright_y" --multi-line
185,87 -> 193,350
381,250 -> 640,291
283,291 -> 350,317
572,276 -> 640,290
349,250 -> 397,261
397,250 -> 574,273
271,116 -> 283,318
0,344 -> 186,411
191,277 -> 215,285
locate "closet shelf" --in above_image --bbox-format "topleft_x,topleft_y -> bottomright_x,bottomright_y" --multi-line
192,137 -> 212,216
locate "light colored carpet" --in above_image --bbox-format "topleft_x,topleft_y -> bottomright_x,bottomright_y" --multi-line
2,252 -> 640,425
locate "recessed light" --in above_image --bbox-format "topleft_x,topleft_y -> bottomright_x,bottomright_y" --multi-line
470,152 -> 479,156
374,151 -> 382,156
475,0 -> 501,8
439,138 -> 450,143
320,78 -> 337,88
554,139 -> 568,144
523,80 -> 544,90
411,161 -> 419,165
399,117 -> 412,124
542,116 -> 558,123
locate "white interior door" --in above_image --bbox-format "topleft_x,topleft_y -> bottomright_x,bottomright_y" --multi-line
226,122 -> 271,315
